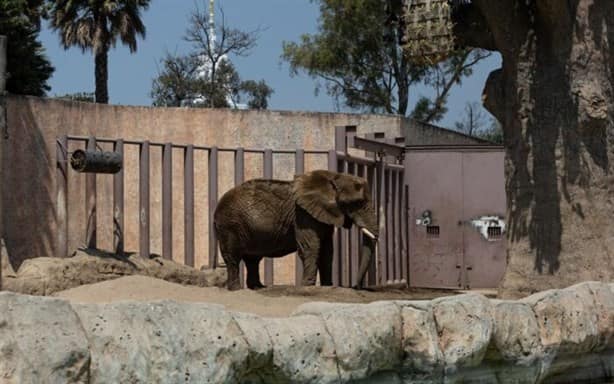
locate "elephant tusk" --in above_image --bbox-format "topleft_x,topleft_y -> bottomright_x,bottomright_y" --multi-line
361,228 -> 377,240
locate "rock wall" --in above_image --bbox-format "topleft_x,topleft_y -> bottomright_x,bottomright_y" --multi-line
1,281 -> 612,383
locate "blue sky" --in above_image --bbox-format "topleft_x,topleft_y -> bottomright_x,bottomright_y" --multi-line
38,0 -> 501,129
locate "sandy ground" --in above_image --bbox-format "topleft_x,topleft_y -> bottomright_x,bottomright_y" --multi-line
54,275 -> 459,317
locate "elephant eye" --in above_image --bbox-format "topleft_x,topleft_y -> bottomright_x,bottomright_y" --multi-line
354,183 -> 362,191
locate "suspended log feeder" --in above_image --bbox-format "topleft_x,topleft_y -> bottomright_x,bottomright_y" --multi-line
402,0 -> 458,65
70,149 -> 123,174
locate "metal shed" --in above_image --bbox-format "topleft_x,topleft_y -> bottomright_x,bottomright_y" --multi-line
405,145 -> 507,289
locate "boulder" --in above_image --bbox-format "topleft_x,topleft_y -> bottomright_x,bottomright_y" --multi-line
3,249 -> 226,295
431,294 -> 494,372
73,300 -> 248,383
396,301 -> 443,375
0,292 -> 90,384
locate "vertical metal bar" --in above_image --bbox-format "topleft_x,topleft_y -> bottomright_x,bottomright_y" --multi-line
366,163 -> 376,286
162,143 -> 173,260
386,168 -> 394,283
208,146 -> 218,268
184,145 -> 195,267
377,160 -> 387,285
340,160 -> 349,287
328,150 -> 340,286
56,135 -> 68,258
294,149 -> 305,286
139,141 -> 150,258
263,149 -> 274,285
235,148 -> 245,287
348,162 -> 359,287
394,170 -> 401,282
85,136 -> 97,249
113,139 -> 124,255
334,126 -> 347,152
0,36 -> 5,289
400,173 -> 408,285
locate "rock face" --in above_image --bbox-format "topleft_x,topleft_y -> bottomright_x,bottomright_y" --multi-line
1,249 -> 226,295
0,282 -> 613,383
452,0 -> 614,297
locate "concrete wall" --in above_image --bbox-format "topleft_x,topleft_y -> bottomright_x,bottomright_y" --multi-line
4,95 -> 482,285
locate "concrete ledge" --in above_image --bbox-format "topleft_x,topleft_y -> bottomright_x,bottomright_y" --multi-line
0,281 -> 613,383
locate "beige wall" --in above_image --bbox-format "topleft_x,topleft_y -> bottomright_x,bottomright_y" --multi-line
4,96 -> 404,284
4,96 -> 482,285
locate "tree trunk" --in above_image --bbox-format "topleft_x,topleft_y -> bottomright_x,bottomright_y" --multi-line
94,49 -> 109,104
453,0 -> 614,297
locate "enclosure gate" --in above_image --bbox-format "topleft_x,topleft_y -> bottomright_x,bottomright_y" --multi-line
56,127 -> 407,288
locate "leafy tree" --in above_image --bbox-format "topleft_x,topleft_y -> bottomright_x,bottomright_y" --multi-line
281,0 -> 489,120
54,91 -> 95,102
151,2 -> 273,109
0,0 -> 54,96
239,79 -> 273,109
49,0 -> 150,104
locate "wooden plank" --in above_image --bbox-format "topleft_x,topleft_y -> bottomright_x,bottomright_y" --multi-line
162,143 -> 172,260
263,149 -> 274,285
139,141 -> 150,258
184,145 -> 195,267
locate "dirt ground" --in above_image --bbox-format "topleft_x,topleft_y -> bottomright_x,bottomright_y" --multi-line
54,275 -> 466,317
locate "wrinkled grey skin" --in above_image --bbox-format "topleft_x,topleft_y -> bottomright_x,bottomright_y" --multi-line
214,170 -> 379,290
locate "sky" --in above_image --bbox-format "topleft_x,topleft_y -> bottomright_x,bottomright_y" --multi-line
38,0 -> 502,130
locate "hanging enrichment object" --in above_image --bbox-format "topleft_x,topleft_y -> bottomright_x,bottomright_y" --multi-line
70,149 -> 123,174
402,0 -> 458,65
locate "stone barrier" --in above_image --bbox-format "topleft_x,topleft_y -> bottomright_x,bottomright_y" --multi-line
0,281 -> 612,383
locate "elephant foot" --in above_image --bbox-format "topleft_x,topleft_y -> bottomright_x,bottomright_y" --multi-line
227,281 -> 242,291
247,281 -> 266,290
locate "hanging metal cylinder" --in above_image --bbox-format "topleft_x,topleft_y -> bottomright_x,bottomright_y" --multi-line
70,149 -> 123,174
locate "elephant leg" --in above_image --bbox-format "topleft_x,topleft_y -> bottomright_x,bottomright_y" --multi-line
299,248 -> 318,286
317,231 -> 333,286
218,229 -> 242,291
245,257 -> 265,290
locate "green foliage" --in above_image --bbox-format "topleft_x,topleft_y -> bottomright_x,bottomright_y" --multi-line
240,79 -> 274,109
54,92 -> 95,102
49,0 -> 151,103
0,0 -> 54,96
281,0 -> 489,120
151,3 -> 273,109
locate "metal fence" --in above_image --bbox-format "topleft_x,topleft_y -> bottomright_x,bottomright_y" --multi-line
56,126 -> 408,288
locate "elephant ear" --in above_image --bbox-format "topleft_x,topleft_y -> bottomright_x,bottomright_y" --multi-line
294,170 -> 345,227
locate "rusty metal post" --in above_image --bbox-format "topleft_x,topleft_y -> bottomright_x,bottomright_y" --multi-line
208,146 -> 218,268
235,148 -> 245,286
377,159 -> 387,285
162,143 -> 172,260
263,149 -> 274,285
400,174 -> 408,284
294,149 -> 305,286
85,137 -> 97,249
0,36 -> 5,289
386,168 -> 394,283
393,169 -> 401,282
328,149 -> 340,286
184,145 -> 195,267
113,139 -> 124,254
366,163 -> 377,286
139,141 -> 150,258
56,135 -> 69,258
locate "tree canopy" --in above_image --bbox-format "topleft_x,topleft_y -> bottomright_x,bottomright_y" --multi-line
49,0 -> 150,103
281,0 -> 489,121
151,3 -> 273,109
0,0 -> 54,96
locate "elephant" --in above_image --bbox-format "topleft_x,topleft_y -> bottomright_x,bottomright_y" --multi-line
213,169 -> 379,291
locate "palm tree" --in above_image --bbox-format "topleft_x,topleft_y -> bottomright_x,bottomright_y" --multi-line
49,0 -> 150,103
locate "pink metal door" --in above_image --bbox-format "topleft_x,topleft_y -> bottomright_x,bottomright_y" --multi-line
461,151 -> 507,288
407,151 -> 464,288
